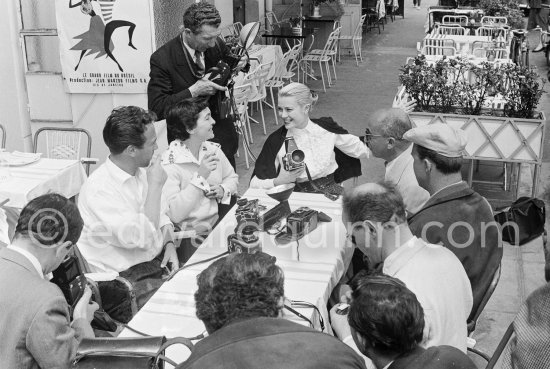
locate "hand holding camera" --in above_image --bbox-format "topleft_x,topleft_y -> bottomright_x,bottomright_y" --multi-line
73,286 -> 99,323
189,76 -> 227,97
274,166 -> 304,186
198,152 -> 219,178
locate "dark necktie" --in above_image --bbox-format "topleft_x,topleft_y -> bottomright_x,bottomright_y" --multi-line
195,50 -> 205,75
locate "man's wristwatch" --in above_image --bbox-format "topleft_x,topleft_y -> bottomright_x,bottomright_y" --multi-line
164,240 -> 176,249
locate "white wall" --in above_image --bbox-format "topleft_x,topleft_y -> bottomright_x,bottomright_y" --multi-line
1,1 -> 33,153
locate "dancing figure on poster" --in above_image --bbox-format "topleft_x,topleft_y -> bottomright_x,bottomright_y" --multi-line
69,0 -> 137,72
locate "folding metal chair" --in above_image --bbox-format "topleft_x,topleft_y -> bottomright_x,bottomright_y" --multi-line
302,27 -> 341,92
33,127 -> 98,175
338,14 -> 367,66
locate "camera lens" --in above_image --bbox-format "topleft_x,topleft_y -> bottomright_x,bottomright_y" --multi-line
291,150 -> 305,163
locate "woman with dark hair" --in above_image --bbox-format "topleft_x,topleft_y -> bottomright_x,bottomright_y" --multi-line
162,98 -> 238,263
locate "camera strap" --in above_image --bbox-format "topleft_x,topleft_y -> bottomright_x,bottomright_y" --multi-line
303,164 -> 339,201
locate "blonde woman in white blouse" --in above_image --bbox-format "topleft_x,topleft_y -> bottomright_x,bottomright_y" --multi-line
162,98 -> 238,262
250,82 -> 369,193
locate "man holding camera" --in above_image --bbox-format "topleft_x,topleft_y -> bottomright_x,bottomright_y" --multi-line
148,2 -> 244,168
0,193 -> 97,369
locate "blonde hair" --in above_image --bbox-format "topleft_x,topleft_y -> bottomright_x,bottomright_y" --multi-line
278,82 -> 319,110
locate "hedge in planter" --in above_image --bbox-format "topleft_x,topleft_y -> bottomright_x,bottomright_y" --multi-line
399,55 -> 544,119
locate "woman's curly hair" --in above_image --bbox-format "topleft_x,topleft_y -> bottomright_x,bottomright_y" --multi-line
194,252 -> 285,333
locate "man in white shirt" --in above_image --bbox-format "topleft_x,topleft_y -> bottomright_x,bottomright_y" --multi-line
331,182 -> 472,353
0,193 -> 97,369
364,108 -> 429,216
78,106 -> 178,317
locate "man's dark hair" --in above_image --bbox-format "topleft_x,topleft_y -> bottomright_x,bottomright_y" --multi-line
103,106 -> 157,155
15,193 -> 84,246
347,274 -> 425,357
183,3 -> 221,34
342,181 -> 406,224
194,252 -> 284,333
166,98 -> 210,143
414,144 -> 462,174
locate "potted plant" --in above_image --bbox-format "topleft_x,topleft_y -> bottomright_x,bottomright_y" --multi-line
398,55 -> 546,170
288,16 -> 304,34
479,0 -> 525,29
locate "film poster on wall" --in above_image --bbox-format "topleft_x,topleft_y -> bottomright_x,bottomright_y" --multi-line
55,0 -> 154,93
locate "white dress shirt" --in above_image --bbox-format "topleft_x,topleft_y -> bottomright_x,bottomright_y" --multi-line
77,158 -> 171,273
250,120 -> 369,189
385,145 -> 429,215
383,236 -> 473,352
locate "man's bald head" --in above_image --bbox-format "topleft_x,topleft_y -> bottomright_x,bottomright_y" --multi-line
342,182 -> 407,225
368,108 -> 412,139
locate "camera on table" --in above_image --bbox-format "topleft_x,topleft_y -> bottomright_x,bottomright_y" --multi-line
228,222 -> 262,254
282,137 -> 305,172
286,207 -> 319,239
235,198 -> 260,224
228,198 -> 262,253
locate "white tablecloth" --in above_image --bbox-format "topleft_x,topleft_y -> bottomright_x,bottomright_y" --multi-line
120,188 -> 353,363
0,158 -> 87,208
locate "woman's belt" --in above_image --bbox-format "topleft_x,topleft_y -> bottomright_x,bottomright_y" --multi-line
294,168 -> 343,201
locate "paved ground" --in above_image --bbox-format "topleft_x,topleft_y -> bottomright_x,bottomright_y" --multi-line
234,1 -> 550,366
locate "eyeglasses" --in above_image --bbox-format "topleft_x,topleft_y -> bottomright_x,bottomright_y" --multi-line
363,128 -> 384,145
363,128 -> 403,145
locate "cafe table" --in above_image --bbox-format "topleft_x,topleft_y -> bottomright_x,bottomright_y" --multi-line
120,188 -> 353,364
0,155 -> 87,209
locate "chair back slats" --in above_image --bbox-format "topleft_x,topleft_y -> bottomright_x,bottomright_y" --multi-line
422,38 -> 456,54
475,26 -> 509,39
33,127 -> 93,175
481,16 -> 508,26
442,15 -> 468,26
433,25 -> 467,35
421,45 -> 457,56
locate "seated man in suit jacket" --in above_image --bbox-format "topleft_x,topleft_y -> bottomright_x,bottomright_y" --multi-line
0,193 -> 97,369
148,2 -> 246,168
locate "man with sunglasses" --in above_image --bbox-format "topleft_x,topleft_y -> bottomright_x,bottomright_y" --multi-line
0,194 -> 97,368
363,108 -> 429,216
331,182 -> 472,355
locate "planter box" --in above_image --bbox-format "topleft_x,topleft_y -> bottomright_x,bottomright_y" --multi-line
408,111 -> 546,195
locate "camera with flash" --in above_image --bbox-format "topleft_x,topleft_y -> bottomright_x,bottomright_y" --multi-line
282,137 -> 305,172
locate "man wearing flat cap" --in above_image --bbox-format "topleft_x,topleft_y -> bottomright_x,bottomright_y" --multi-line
404,123 -> 502,324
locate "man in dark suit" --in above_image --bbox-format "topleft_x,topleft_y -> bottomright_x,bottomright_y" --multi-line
404,123 -> 503,323
0,193 -> 97,369
148,3 -> 242,168
344,274 -> 476,369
